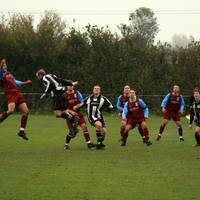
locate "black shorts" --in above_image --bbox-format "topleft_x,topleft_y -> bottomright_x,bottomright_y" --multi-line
88,117 -> 106,127
53,93 -> 67,111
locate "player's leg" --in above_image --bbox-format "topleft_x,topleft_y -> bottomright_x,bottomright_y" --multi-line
193,126 -> 200,146
120,124 -> 132,146
0,102 -> 15,123
17,102 -> 29,140
156,118 -> 169,141
138,124 -> 146,143
94,120 -> 106,149
140,121 -> 152,146
79,121 -> 96,148
175,120 -> 184,141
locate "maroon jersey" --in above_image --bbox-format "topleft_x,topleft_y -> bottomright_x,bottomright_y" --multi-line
120,95 -> 129,108
65,90 -> 81,110
0,72 -> 20,95
127,99 -> 144,119
166,93 -> 181,113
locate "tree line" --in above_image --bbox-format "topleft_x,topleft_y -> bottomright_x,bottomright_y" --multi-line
0,8 -> 200,112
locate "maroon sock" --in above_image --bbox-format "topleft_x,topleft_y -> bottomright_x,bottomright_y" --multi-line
21,115 -> 28,129
159,125 -> 166,134
143,128 -> 149,142
120,126 -> 125,137
65,134 -> 71,144
0,112 -> 9,123
138,125 -> 144,139
83,128 -> 90,142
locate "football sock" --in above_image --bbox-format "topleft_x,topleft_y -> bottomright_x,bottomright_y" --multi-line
96,130 -> 104,143
83,128 -> 90,142
178,126 -> 183,136
159,124 -> 166,134
195,132 -> 200,144
66,134 -> 72,144
138,125 -> 144,138
20,115 -> 28,129
0,112 -> 9,123
143,128 -> 149,142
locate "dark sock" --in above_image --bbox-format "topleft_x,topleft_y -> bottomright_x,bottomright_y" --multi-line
96,130 -> 104,143
0,112 -> 9,123
195,132 -> 200,144
159,125 -> 165,134
178,126 -> 183,136
21,115 -> 28,129
65,134 -> 72,144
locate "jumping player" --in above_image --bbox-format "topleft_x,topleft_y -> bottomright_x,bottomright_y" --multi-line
0,59 -> 32,140
74,85 -> 113,149
156,85 -> 185,141
64,85 -> 96,149
120,90 -> 152,146
36,69 -> 79,137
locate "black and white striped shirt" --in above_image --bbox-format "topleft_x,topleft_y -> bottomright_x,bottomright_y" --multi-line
42,74 -> 72,96
84,94 -> 113,121
191,100 -> 200,124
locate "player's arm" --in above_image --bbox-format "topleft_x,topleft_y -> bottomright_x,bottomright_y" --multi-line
73,96 -> 88,110
14,79 -> 32,87
139,99 -> 149,118
179,95 -> 185,114
161,94 -> 170,113
54,75 -> 77,86
103,96 -> 113,110
77,91 -> 84,103
122,102 -> 128,120
116,95 -> 123,112
189,107 -> 195,128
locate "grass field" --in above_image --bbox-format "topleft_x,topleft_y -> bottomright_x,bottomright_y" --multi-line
0,114 -> 199,200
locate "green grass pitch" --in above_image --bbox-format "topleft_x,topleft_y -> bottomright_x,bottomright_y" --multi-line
0,114 -> 199,200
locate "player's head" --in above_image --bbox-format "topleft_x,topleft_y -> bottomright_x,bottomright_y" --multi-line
67,81 -> 74,92
0,58 -> 7,71
93,85 -> 101,96
123,85 -> 130,95
193,89 -> 200,101
173,85 -> 180,93
36,69 -> 46,80
129,90 -> 136,100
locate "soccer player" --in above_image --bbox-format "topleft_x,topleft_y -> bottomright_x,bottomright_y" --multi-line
36,69 -> 79,135
156,85 -> 185,141
116,85 -> 146,143
74,85 -> 113,149
188,88 -> 199,128
0,58 -> 32,140
64,85 -> 96,149
190,89 -> 200,146
121,89 -> 152,146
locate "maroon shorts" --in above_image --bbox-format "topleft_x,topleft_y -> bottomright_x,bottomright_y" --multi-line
5,91 -> 25,106
163,111 -> 180,121
66,112 -> 86,128
127,116 -> 146,129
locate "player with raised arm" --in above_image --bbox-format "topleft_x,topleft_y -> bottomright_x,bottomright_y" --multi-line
156,85 -> 185,142
0,58 -> 32,140
190,89 -> 200,146
36,69 -> 79,137
121,90 -> 152,146
64,85 -> 96,150
116,85 -> 146,143
74,85 -> 113,150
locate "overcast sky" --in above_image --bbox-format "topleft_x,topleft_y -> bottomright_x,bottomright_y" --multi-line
1,0 -> 200,42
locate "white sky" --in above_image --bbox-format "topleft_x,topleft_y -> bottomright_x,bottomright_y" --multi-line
1,0 -> 200,42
